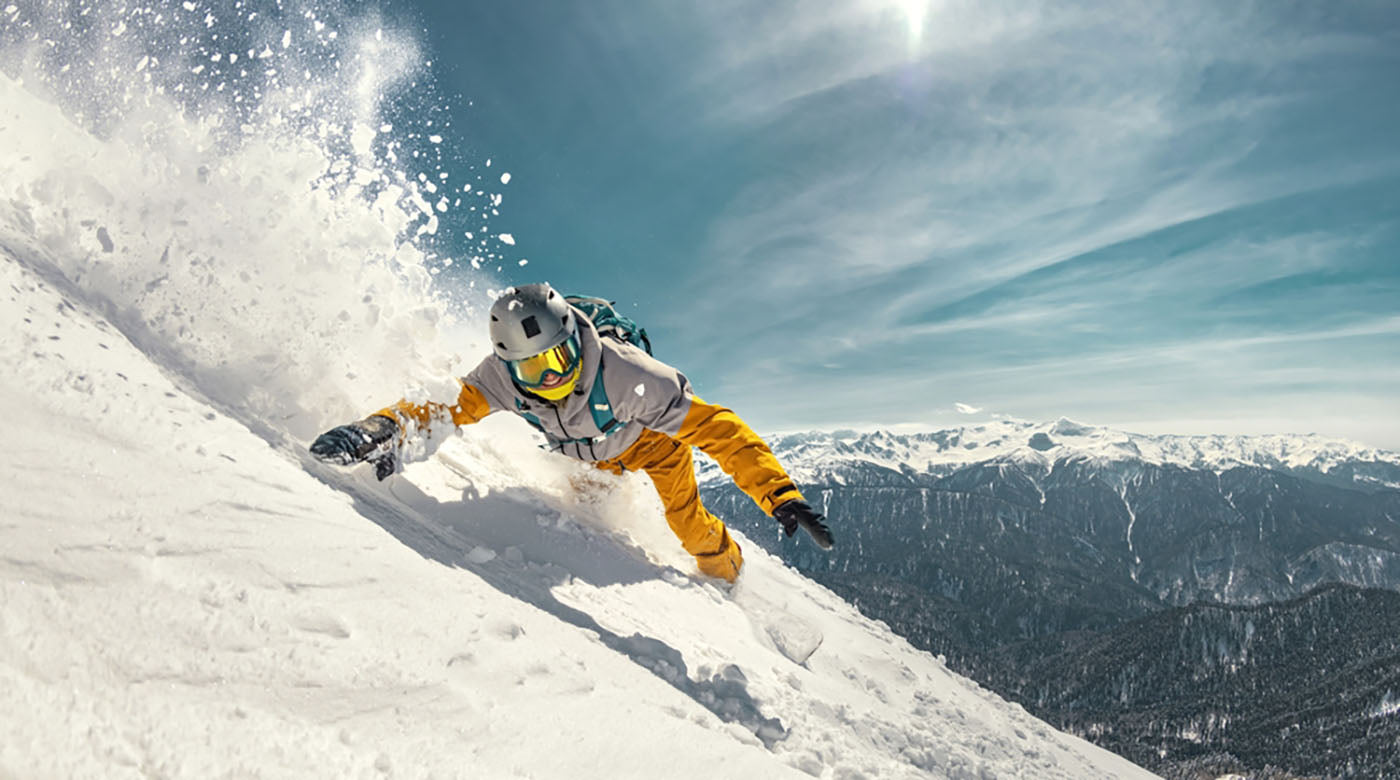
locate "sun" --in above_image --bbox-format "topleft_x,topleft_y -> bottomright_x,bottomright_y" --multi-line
894,0 -> 929,46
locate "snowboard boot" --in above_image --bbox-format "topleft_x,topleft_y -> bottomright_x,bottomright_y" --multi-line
694,532 -> 743,582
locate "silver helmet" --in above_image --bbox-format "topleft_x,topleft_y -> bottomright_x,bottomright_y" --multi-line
488,283 -> 577,361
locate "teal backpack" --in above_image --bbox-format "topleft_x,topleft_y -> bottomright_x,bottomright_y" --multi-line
514,295 -> 651,449
564,295 -> 652,356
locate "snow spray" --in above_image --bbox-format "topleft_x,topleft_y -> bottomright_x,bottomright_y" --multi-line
0,0 -> 500,443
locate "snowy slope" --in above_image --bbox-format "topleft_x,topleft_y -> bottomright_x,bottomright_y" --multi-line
0,6 -> 1153,775
14,173 -> 1175,780
0,160 -> 1154,780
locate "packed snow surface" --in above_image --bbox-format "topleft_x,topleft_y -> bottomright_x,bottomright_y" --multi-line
0,4 -> 1153,778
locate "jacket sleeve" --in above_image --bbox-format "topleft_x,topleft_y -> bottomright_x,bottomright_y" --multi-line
373,378 -> 493,437
674,396 -> 804,516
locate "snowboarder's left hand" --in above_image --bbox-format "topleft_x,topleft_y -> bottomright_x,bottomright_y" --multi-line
310,415 -> 399,480
774,500 -> 835,550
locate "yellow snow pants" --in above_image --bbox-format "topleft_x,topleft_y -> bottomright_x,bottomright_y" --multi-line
602,428 -> 743,581
383,386 -> 801,583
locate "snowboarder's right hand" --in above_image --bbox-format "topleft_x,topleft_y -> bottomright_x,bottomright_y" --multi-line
310,415 -> 399,468
773,499 -> 835,550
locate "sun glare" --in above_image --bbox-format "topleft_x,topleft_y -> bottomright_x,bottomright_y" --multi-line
896,0 -> 929,47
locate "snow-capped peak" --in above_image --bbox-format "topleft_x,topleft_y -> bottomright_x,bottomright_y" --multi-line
713,418 -> 1400,486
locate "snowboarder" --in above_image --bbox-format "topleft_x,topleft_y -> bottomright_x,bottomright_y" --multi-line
310,282 -> 834,582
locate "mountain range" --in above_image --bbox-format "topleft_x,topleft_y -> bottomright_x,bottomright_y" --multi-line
699,420 -> 1400,777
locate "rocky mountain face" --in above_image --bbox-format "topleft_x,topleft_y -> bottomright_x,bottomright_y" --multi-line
698,420 -> 1400,778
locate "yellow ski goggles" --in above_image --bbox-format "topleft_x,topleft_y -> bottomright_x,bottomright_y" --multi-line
507,335 -> 581,388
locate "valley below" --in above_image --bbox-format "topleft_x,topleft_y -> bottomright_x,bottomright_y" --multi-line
702,423 -> 1400,778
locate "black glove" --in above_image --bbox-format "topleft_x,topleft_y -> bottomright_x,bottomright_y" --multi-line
310,415 -> 399,480
773,499 -> 835,550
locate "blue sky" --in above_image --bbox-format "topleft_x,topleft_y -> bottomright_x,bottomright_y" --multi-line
403,0 -> 1400,446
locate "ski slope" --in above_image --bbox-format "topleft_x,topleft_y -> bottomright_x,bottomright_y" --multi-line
0,6 -> 1154,775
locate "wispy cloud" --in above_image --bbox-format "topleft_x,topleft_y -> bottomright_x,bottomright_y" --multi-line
439,0 -> 1400,446
643,1 -> 1400,445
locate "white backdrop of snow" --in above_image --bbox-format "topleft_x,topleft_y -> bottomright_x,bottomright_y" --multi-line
0,3 -> 1154,778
